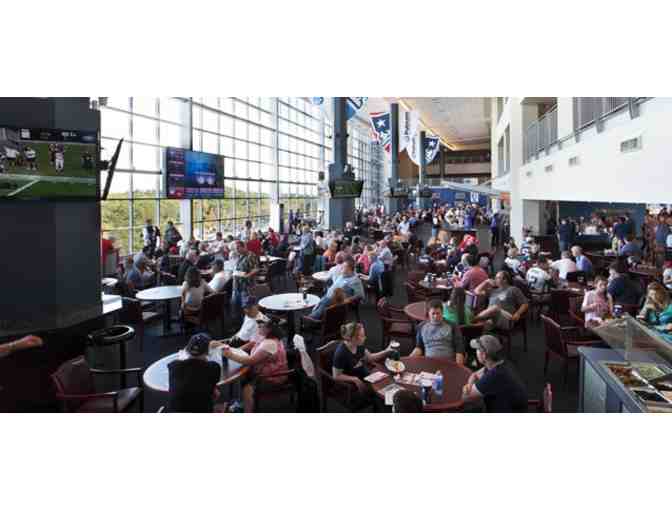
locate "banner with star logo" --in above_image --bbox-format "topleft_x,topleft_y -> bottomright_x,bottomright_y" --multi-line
369,111 -> 392,152
407,133 -> 441,167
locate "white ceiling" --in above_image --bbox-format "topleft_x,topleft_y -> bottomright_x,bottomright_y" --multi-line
368,97 -> 492,150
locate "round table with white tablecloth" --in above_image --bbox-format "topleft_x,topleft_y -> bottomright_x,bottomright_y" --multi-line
258,293 -> 320,341
136,285 -> 182,335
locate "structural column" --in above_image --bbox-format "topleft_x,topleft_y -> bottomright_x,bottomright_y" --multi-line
327,97 -> 353,230
386,103 -> 400,214
416,130 -> 427,208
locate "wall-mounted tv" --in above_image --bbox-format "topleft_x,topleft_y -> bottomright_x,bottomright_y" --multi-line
328,179 -> 364,199
0,126 -> 98,200
165,147 -> 224,199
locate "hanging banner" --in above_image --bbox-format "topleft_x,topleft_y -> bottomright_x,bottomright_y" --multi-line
399,109 -> 419,154
408,133 -> 441,166
369,111 -> 392,153
310,97 -> 368,122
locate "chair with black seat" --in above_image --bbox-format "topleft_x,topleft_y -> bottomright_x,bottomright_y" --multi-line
118,297 -> 163,352
540,314 -> 602,386
181,292 -> 228,339
267,259 -> 287,292
377,298 -> 415,353
315,340 -> 374,412
87,325 -> 136,387
527,383 -> 553,412
51,356 -> 143,412
300,302 -> 348,349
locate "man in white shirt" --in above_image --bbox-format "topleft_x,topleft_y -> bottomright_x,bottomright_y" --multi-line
504,248 -> 523,276
551,251 -> 578,280
526,256 -> 553,292
328,252 -> 346,282
209,259 -> 231,293
377,240 -> 394,266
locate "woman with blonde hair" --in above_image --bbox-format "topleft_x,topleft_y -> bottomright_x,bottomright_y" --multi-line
331,322 -> 394,393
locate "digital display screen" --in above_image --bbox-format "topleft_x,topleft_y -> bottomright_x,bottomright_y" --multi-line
0,126 -> 97,200
328,179 -> 364,199
165,147 -> 224,199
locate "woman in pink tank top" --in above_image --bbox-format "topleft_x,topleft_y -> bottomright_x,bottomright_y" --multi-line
222,321 -> 288,412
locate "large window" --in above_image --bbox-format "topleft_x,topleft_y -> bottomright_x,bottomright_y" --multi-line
100,97 -> 384,254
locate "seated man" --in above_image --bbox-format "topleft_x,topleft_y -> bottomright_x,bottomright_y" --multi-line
209,259 -> 231,293
368,254 -> 386,293
167,333 -> 221,413
392,389 -> 424,413
456,255 -> 488,292
411,300 -> 465,364
607,261 -> 642,307
474,271 -> 529,331
504,247 -> 523,276
327,252 -> 346,282
571,245 -> 593,275
526,256 -> 553,293
310,257 -> 365,318
230,297 -> 269,345
619,234 -> 642,263
462,335 -> 528,412
551,251 -> 578,280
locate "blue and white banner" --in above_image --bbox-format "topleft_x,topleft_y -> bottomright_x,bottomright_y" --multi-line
310,97 -> 368,122
369,111 -> 392,153
399,109 -> 419,154
407,133 -> 441,167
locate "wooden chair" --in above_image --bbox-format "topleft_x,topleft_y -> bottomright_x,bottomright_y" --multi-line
527,383 -> 553,412
550,289 -> 578,325
181,292 -> 229,338
459,323 -> 485,368
407,270 -> 426,285
119,297 -> 162,352
493,311 -> 529,354
315,340 -> 374,412
405,282 -> 425,303
377,298 -> 415,353
253,369 -> 297,412
51,356 -> 143,412
540,315 -> 602,386
299,302 -> 349,349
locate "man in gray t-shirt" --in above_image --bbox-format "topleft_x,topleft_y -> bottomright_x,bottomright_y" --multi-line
474,271 -> 529,331
411,300 -> 465,364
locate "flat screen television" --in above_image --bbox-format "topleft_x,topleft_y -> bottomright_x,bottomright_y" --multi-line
328,179 -> 364,199
165,147 -> 224,199
0,126 -> 98,200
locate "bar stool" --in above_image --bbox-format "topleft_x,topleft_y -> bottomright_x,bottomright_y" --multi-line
87,325 -> 135,387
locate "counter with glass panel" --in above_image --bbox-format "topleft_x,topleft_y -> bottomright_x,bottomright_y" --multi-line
578,316 -> 672,413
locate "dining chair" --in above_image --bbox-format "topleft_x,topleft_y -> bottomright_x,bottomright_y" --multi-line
377,297 -> 415,353
51,356 -> 143,412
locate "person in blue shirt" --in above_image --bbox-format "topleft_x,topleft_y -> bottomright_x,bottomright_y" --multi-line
613,217 -> 629,243
607,261 -> 642,307
310,257 -> 364,318
557,219 -> 573,252
619,235 -> 642,262
368,254 -> 385,294
570,245 -> 593,275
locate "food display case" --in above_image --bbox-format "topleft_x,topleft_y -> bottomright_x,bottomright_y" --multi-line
579,316 -> 672,412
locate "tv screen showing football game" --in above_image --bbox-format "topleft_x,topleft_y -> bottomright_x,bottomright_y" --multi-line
328,179 -> 364,199
0,127 -> 98,200
165,147 -> 224,199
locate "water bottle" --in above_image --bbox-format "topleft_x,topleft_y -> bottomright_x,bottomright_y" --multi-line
433,370 -> 444,397
421,380 -> 432,405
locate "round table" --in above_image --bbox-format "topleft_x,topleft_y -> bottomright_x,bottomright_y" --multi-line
259,292 -> 320,341
371,356 -> 472,412
404,301 -> 429,323
260,255 -> 284,264
417,279 -> 453,300
136,285 -> 183,335
143,349 -> 248,393
311,271 -> 331,283
102,277 -> 118,287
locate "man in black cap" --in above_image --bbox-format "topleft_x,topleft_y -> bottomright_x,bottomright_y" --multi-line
462,335 -> 528,412
167,333 -> 221,413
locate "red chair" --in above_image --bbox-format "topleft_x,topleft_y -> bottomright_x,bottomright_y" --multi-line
51,356 -> 143,412
540,315 -> 602,386
377,298 -> 415,353
253,369 -> 297,412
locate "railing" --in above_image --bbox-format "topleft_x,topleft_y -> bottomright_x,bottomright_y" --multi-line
524,104 -> 558,162
573,97 -> 629,130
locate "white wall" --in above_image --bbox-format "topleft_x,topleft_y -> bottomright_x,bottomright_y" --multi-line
519,98 -> 672,204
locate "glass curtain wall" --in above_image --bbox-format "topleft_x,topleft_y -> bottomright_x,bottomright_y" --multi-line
100,97 -> 384,255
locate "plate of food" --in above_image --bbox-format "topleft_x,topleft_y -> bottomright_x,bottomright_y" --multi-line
385,359 -> 406,374
631,363 -> 668,381
604,363 -> 648,388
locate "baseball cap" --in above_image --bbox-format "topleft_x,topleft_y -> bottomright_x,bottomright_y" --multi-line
186,333 -> 212,356
470,335 -> 502,356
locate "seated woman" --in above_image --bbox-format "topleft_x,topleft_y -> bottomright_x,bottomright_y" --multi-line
220,320 -> 289,413
581,276 -> 611,327
473,271 -> 529,331
332,322 -> 393,394
443,287 -> 473,326
181,266 -> 214,320
638,282 -> 672,325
